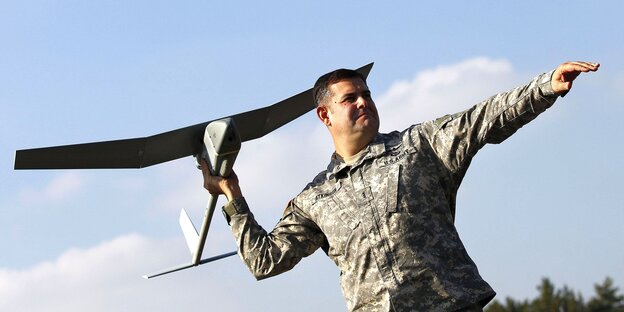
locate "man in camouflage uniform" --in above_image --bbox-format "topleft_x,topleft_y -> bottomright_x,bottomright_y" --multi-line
201,61 -> 599,311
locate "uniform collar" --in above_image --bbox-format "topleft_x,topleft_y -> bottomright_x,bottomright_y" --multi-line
326,133 -> 387,180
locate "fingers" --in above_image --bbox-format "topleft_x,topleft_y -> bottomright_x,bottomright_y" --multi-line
551,61 -> 600,94
199,160 -> 241,199
561,61 -> 600,73
199,159 -> 222,194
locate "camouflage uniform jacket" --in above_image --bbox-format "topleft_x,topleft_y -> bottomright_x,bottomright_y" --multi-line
222,70 -> 559,311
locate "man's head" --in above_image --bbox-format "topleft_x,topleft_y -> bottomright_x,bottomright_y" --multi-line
313,68 -> 380,157
313,69 -> 367,108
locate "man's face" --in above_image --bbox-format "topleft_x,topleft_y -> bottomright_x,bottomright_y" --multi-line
322,77 -> 380,141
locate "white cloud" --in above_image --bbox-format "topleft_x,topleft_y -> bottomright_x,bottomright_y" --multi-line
19,172 -> 86,205
150,159 -> 207,215
376,57 -> 521,132
215,126 -> 335,225
0,234 -> 248,312
44,172 -> 84,200
0,233 -> 341,312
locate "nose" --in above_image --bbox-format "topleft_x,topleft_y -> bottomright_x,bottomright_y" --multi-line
355,95 -> 368,109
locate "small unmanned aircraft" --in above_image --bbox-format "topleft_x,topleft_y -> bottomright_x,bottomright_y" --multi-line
14,63 -> 374,278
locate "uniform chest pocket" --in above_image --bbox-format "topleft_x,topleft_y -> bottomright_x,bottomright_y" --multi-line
329,196 -> 360,230
385,162 -> 450,216
311,183 -> 360,234
316,196 -> 361,259
379,147 -> 411,214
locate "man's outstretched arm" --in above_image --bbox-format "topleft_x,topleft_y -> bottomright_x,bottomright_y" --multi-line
420,60 -> 600,182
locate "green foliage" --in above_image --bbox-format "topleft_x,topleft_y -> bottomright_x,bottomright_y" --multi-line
485,277 -> 624,312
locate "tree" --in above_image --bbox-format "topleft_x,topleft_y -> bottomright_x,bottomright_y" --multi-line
484,277 -> 622,312
531,278 -> 559,312
587,277 -> 624,312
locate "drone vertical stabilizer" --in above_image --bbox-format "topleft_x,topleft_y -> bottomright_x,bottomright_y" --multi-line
179,209 -> 199,256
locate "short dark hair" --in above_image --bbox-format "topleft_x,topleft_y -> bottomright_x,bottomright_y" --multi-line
313,68 -> 367,107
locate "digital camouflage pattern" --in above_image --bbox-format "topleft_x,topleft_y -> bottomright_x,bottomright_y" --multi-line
222,70 -> 559,311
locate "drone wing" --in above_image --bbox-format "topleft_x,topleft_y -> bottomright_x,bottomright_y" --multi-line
14,63 -> 374,169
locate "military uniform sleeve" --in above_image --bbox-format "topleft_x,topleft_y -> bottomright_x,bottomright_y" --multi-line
222,197 -> 325,280
419,70 -> 559,180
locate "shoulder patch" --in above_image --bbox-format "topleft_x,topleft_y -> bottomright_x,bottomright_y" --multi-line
434,114 -> 452,128
434,112 -> 464,129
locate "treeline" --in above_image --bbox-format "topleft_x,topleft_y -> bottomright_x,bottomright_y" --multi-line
485,277 -> 623,312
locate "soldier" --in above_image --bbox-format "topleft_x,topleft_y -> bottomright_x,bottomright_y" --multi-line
201,61 -> 600,312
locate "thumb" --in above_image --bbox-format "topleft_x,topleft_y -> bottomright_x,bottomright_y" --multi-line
562,81 -> 573,91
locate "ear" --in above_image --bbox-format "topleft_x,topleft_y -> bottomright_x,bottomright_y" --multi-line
316,105 -> 331,126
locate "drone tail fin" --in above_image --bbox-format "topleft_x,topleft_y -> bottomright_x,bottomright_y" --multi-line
179,209 -> 199,256
142,209 -> 236,279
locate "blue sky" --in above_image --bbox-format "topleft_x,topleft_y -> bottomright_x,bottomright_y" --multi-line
1,1 -> 622,311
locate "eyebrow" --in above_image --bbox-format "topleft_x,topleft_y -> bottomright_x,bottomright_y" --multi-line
338,89 -> 371,102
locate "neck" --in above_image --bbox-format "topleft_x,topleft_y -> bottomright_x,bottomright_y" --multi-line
333,132 -> 376,158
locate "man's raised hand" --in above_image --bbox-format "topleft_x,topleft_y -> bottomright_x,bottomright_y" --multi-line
552,61 -> 600,94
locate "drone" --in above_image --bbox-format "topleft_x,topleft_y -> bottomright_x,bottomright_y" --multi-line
14,63 -> 374,279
